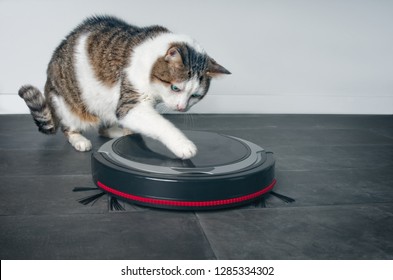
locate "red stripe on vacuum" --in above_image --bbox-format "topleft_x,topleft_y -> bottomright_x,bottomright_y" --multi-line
97,179 -> 277,207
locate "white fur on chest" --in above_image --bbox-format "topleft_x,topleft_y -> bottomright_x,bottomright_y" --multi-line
74,34 -> 120,125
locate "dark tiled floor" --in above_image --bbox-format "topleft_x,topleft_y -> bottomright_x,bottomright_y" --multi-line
0,114 -> 392,259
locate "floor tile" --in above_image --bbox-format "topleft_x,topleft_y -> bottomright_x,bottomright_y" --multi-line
0,126 -> 110,151
0,175 -> 109,215
0,212 -> 215,260
197,204 -> 393,259
265,168 -> 393,208
215,128 -> 393,149
273,145 -> 393,171
0,149 -> 92,176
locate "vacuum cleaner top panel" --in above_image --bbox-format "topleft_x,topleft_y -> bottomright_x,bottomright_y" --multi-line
98,131 -> 266,176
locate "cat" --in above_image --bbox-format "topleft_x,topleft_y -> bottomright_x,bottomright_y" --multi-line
18,15 -> 230,159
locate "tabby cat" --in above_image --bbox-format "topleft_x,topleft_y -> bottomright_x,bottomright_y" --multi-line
19,15 -> 230,159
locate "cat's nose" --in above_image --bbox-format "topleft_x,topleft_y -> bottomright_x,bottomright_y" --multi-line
177,104 -> 186,112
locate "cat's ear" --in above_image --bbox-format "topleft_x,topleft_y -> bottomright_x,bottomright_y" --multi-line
207,58 -> 231,77
165,47 -> 183,64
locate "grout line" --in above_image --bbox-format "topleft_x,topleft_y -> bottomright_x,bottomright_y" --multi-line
0,212 -> 112,218
232,201 -> 393,212
1,202 -> 392,218
193,212 -> 219,260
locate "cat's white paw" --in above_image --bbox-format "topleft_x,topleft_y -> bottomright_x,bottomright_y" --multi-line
74,139 -> 92,152
68,134 -> 92,152
171,140 -> 197,159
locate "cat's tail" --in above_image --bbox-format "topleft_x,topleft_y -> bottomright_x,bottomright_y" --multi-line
18,85 -> 57,134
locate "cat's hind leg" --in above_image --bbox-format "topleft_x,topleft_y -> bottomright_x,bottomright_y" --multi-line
98,123 -> 133,138
50,94 -> 94,152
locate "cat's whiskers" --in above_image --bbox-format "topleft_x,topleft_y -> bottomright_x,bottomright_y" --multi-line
183,112 -> 195,130
156,103 -> 170,114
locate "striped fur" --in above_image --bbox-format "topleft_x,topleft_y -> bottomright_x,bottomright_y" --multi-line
18,15 -> 230,156
18,85 -> 57,134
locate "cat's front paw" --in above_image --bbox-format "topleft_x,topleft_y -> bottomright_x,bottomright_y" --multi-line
68,134 -> 92,152
172,140 -> 197,159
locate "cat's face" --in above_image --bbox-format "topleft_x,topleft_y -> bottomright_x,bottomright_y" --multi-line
151,44 -> 230,112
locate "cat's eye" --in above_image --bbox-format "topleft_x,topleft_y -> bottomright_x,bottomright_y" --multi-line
191,93 -> 201,98
170,85 -> 181,92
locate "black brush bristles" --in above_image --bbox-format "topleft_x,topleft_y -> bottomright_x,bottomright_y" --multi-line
77,191 -> 106,205
252,197 -> 267,208
270,191 -> 296,203
74,186 -> 125,210
109,196 -> 125,211
73,187 -> 99,192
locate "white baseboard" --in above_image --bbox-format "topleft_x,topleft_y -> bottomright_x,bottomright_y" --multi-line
1,93 -> 392,115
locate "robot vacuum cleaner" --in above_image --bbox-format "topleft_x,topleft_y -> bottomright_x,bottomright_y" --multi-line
92,130 -> 276,210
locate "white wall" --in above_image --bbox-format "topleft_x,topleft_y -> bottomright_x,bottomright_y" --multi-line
1,0 -> 392,114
